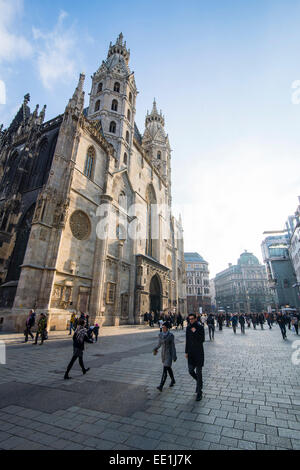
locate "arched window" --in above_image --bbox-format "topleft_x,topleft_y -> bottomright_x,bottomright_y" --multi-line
126,131 -> 130,143
129,92 -> 132,103
127,109 -> 131,122
94,100 -> 100,112
97,82 -> 103,93
123,153 -> 128,165
145,184 -> 157,258
157,151 -> 161,160
84,146 -> 95,179
109,121 -> 116,133
118,191 -> 127,210
114,82 -> 120,92
111,99 -> 118,112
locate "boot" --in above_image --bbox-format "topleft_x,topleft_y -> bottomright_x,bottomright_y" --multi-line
168,368 -> 176,387
196,391 -> 203,401
157,370 -> 167,392
83,367 -> 90,375
64,372 -> 72,380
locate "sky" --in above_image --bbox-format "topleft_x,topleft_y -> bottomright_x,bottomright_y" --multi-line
1,0 -> 300,278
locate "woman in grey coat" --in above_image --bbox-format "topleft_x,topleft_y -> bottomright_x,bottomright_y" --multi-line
153,322 -> 177,391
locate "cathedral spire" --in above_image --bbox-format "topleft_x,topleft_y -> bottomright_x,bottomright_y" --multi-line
66,73 -> 85,116
107,33 -> 130,65
145,98 -> 165,128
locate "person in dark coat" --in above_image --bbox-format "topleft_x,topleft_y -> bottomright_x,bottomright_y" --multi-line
239,314 -> 246,334
258,313 -> 265,330
277,312 -> 287,340
231,314 -> 238,334
64,319 -> 93,379
24,310 -> 36,342
185,313 -> 205,401
206,314 -> 215,340
153,322 -> 177,391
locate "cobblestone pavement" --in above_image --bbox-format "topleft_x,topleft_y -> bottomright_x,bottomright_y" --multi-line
0,323 -> 300,450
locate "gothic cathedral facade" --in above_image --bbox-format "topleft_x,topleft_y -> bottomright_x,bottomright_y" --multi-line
0,34 -> 186,332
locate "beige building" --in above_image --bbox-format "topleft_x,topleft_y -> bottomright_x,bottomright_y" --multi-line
0,34 -> 186,332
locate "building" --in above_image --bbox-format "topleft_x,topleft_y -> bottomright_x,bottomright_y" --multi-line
262,217 -> 300,310
184,252 -> 211,314
0,33 -> 186,332
289,198 -> 300,295
214,251 -> 272,313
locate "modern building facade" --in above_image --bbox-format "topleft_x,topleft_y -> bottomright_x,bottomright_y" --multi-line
262,218 -> 300,309
214,251 -> 273,313
0,34 -> 186,332
184,252 -> 211,314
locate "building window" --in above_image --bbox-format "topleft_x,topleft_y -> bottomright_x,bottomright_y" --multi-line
84,146 -> 95,180
94,100 -> 100,112
127,109 -> 131,121
111,99 -> 118,112
126,131 -> 130,143
109,121 -> 116,133
114,82 -> 120,92
123,153 -> 128,165
157,151 -> 161,160
106,282 -> 116,304
129,92 -> 132,103
97,82 -> 103,93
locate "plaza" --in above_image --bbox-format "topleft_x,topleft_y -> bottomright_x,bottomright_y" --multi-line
0,323 -> 299,450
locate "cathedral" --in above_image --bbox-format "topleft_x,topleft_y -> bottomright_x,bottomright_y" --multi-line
0,34 -> 187,332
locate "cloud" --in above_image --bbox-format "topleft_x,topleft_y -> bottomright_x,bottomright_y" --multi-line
32,11 -> 77,90
0,0 -> 33,63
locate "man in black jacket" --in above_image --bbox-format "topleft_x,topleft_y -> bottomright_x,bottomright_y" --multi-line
185,313 -> 205,401
64,319 -> 93,379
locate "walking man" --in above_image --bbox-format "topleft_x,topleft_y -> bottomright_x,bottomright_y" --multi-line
258,313 -> 265,330
64,319 -> 93,379
231,314 -> 238,334
239,313 -> 246,334
153,322 -> 177,391
185,313 -> 205,401
277,312 -> 287,340
207,313 -> 215,340
34,313 -> 47,345
24,310 -> 36,342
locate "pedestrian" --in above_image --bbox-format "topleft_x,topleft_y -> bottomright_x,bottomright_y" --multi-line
69,312 -> 76,335
239,314 -> 246,334
93,323 -> 100,342
246,313 -> 251,328
258,313 -> 265,330
217,313 -> 223,331
64,319 -> 93,379
277,312 -> 287,340
185,313 -> 205,401
33,313 -> 47,345
153,322 -> 177,391
23,310 -> 36,342
231,314 -> 238,334
266,312 -> 272,329
251,313 -> 257,330
207,313 -> 215,340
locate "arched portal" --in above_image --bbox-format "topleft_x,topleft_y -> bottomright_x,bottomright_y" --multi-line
149,274 -> 162,314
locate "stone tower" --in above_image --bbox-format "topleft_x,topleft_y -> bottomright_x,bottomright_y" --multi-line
142,100 -> 172,205
88,33 -> 138,170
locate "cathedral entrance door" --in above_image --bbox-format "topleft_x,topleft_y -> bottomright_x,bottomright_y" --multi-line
149,275 -> 162,315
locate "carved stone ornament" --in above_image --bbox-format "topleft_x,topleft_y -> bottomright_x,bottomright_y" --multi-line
69,210 -> 91,240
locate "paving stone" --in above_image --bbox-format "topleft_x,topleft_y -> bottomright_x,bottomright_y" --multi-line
243,431 -> 266,444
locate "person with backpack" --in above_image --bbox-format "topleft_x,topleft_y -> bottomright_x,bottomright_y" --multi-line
64,319 -> 93,379
24,310 -> 36,342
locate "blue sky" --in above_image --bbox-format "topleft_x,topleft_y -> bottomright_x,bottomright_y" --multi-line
1,0 -> 300,277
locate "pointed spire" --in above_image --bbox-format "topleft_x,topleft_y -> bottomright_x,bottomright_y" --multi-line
152,98 -> 158,115
66,73 -> 85,116
107,34 -> 130,65
145,98 -> 165,127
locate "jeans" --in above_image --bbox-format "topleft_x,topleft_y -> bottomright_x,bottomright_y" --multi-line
24,327 -> 34,342
188,363 -> 203,393
279,324 -> 286,339
240,323 -> 245,334
208,325 -> 214,340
